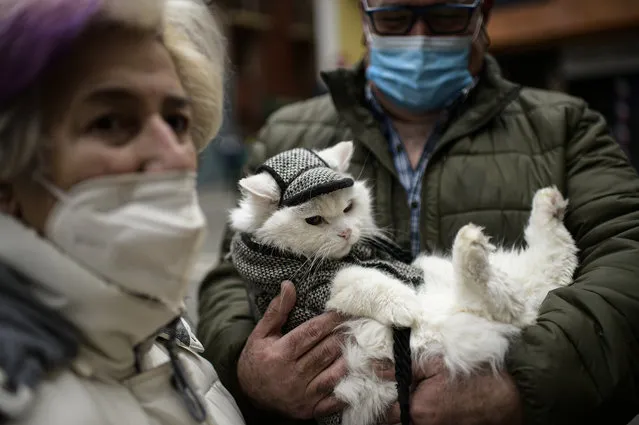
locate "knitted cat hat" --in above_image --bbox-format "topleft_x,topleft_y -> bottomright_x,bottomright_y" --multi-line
255,148 -> 354,207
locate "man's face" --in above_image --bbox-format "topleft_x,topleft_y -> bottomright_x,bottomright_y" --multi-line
362,0 -> 487,75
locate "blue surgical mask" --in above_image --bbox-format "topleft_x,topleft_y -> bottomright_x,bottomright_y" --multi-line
366,21 -> 481,112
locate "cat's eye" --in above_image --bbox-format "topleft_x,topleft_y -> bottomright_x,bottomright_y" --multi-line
305,216 -> 323,226
344,202 -> 353,213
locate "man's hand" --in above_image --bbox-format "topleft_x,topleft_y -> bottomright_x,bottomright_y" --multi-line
382,359 -> 523,425
237,281 -> 348,419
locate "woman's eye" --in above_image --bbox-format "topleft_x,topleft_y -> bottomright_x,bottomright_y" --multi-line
344,202 -> 353,213
86,114 -> 133,145
305,216 -> 323,226
88,114 -> 126,133
165,114 -> 190,134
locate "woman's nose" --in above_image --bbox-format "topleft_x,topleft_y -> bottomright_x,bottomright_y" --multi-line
136,115 -> 197,173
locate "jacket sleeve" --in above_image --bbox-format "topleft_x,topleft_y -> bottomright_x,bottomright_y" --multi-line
506,103 -> 639,425
196,127 -> 268,424
197,223 -> 255,404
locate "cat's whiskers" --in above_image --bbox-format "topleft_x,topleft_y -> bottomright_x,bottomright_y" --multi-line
315,244 -> 336,262
305,254 -> 324,277
295,254 -> 320,279
295,247 -> 331,281
293,256 -> 312,276
360,225 -> 391,242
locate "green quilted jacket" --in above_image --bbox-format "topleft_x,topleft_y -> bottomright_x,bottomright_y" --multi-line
198,57 -> 639,425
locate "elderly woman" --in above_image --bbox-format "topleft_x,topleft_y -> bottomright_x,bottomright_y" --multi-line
0,0 -> 245,424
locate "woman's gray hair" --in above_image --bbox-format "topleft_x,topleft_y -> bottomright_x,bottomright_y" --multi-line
0,91 -> 42,181
163,0 -> 228,151
0,0 -> 226,182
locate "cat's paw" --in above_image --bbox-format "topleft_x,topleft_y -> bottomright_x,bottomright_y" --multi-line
326,287 -> 418,328
327,266 -> 419,328
532,186 -> 568,222
453,224 -> 496,256
381,296 -> 420,328
452,224 -> 495,285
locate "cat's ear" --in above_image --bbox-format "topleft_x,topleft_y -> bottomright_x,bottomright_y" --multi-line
238,172 -> 280,203
317,141 -> 354,173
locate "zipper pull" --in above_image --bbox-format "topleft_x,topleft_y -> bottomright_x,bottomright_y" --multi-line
165,320 -> 207,423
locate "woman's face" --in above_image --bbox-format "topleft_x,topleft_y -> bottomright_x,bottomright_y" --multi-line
9,26 -> 198,233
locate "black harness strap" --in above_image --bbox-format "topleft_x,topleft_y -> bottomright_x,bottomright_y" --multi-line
393,326 -> 412,425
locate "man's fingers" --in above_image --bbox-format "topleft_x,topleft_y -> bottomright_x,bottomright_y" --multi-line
373,356 -> 443,383
413,357 -> 444,382
252,281 -> 297,338
382,401 -> 401,425
312,359 -> 349,417
307,356 -> 347,398
372,358 -> 396,381
313,395 -> 348,418
282,311 -> 344,359
297,333 -> 343,381
376,358 -> 443,425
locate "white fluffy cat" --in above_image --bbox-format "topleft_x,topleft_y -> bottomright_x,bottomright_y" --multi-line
230,141 -> 579,425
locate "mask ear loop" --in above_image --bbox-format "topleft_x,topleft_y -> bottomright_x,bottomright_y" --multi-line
471,13 -> 484,43
362,15 -> 374,45
364,29 -> 373,46
361,0 -> 375,44
32,173 -> 66,202
475,10 -> 491,49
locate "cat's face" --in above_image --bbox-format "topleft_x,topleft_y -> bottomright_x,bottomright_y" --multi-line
254,182 -> 375,259
230,141 -> 379,259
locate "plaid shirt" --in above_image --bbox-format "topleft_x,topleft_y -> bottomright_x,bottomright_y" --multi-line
365,84 -> 475,257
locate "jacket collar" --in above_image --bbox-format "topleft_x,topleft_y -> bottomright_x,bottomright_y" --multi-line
436,56 -> 521,152
0,214 -> 181,381
320,55 -> 522,172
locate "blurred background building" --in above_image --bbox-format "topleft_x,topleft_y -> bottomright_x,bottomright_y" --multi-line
197,0 -> 318,192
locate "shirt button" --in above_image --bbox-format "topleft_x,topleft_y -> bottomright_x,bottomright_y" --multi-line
411,201 -> 419,209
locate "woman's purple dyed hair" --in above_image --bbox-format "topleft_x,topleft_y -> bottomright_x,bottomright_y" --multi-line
0,0 -> 102,105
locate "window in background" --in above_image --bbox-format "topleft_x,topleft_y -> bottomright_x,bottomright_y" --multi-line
569,73 -> 639,172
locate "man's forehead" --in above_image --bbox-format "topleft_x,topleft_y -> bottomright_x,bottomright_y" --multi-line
367,0 -> 475,6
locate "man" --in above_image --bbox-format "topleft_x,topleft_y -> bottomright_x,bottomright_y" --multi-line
198,0 -> 639,424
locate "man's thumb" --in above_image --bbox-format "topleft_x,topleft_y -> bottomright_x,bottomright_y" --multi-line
254,281 -> 296,337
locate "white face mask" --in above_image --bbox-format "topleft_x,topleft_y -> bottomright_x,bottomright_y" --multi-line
39,171 -> 207,313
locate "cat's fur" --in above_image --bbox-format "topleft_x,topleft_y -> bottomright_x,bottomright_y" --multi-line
230,141 -> 579,425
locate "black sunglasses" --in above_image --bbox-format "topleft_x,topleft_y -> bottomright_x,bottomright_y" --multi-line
363,0 -> 481,36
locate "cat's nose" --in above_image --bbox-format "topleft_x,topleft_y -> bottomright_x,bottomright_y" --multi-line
338,229 -> 352,240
